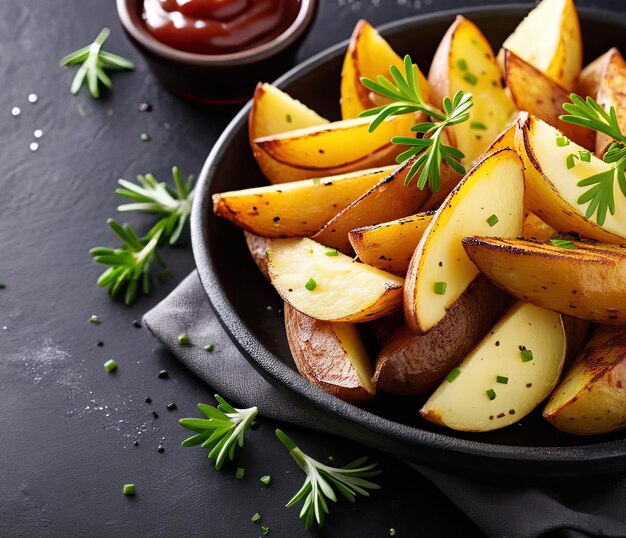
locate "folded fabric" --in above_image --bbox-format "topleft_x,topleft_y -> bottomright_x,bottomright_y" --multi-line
143,271 -> 626,538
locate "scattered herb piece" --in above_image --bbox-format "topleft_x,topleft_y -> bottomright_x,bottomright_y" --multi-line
390,530 -> 397,537
140,132 -> 151,142
486,389 -> 496,400
566,153 -> 578,169
434,281 -> 447,295
463,72 -> 478,85
327,456 -> 335,462
260,475 -> 271,486
486,214 -> 499,227
556,136 -> 570,147
470,121 -> 487,130
123,484 -> 136,495
103,359 -> 118,373
178,333 -> 191,346
549,239 -> 577,249
496,376 -> 509,384
521,349 -> 534,362
305,278 -> 317,291
89,314 -> 101,324
446,368 -> 461,383
179,395 -> 258,470
204,344 -> 215,352
359,55 -> 472,193
312,178 -> 321,185
236,467 -> 245,480
456,59 -> 468,71
579,150 -> 591,162
286,114 -> 292,123
251,513 -> 262,523
266,305 -> 273,312
276,429 -> 381,530
261,525 -> 270,535
325,248 -> 339,256
59,28 -> 134,98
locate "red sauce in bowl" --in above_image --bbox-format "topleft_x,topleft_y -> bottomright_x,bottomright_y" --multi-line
143,0 -> 302,55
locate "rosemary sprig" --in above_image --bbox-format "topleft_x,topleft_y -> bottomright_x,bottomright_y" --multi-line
179,395 -> 258,470
60,28 -> 134,98
359,54 -> 473,192
560,94 -> 626,225
276,429 -> 381,530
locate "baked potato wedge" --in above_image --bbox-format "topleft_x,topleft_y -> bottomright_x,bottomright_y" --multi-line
213,166 -> 394,237
348,212 -> 433,276
463,236 -> 626,324
250,83 -> 329,183
375,275 -> 510,395
498,0 -> 582,91
504,50 -> 594,149
404,148 -> 524,334
521,212 -> 558,242
284,303 -> 375,403
266,237 -> 404,322
516,113 -> 626,243
421,302 -> 577,432
428,15 -> 515,164
340,19 -> 429,119
577,48 -> 626,157
312,157 -> 432,254
544,325 -> 626,435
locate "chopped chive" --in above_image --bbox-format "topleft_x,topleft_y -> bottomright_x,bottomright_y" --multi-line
0,283 -> 5,289
463,72 -> 478,85
486,214 -> 499,227
122,484 -> 135,495
566,153 -> 577,169
470,121 -> 487,130
251,513 -> 261,523
549,239 -> 577,249
286,114 -> 292,123
311,178 -> 321,185
579,150 -> 591,162
496,375 -> 509,384
264,250 -> 272,260
266,305 -> 273,312
521,349 -> 534,362
261,526 -> 270,535
327,455 -> 335,462
89,314 -> 101,324
446,367 -> 461,383
236,467 -> 245,479
325,248 -> 339,256
178,333 -> 191,346
456,59 -> 468,71
556,136 -> 570,147
486,389 -> 496,400
103,359 -> 118,373
307,249 -> 313,254
203,344 -> 215,352
260,475 -> 271,485
140,132 -> 151,141
305,278 -> 317,291
434,281 -> 447,295
390,530 -> 397,537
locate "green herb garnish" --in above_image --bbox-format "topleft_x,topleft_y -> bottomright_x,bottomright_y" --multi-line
178,333 -> 191,346
486,214 -> 499,227
456,59 -> 468,71
486,389 -> 496,400
236,467 -> 245,480
359,55 -> 472,193
305,278 -> 317,291
260,475 -> 271,486
446,368 -> 461,383
556,136 -> 570,147
521,349 -> 534,362
276,429 -> 381,530
496,376 -> 508,384
59,28 -> 134,98
434,281 -> 447,295
549,239 -> 577,249
463,72 -> 478,85
122,484 -> 136,495
261,525 -> 270,535
251,513 -> 262,523
140,132 -> 151,142
179,395 -> 258,470
325,248 -> 339,256
103,359 -> 118,373
204,344 -> 215,352
470,121 -> 487,130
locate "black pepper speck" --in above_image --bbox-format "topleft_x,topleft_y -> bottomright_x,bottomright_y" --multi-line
158,370 -> 169,379
166,402 -> 177,411
145,397 -> 152,404
132,320 -> 142,328
152,411 -> 159,419
157,445 -> 165,453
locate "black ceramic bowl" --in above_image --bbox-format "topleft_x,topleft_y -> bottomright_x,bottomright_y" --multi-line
116,0 -> 317,104
192,5 -> 626,476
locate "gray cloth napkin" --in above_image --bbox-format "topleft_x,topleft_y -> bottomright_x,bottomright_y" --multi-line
143,271 -> 626,538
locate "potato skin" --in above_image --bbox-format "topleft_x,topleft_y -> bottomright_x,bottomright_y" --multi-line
374,275 -> 511,395
244,232 -> 270,280
284,303 -> 374,403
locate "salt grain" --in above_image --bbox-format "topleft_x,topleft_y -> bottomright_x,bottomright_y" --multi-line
28,93 -> 38,104
29,142 -> 39,152
34,129 -> 43,139
11,107 -> 21,117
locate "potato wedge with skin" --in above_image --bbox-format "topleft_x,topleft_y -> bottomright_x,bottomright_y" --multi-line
250,83 -> 329,184
463,236 -> 626,325
504,50 -> 594,149
313,157 -> 432,254
244,231 -> 270,280
428,16 -> 515,164
521,212 -> 558,242
516,113 -> 626,243
544,326 -> 626,435
498,0 -> 582,91
267,237 -> 404,322
349,212 -> 434,276
375,275 -> 510,396
404,148 -> 525,334
577,48 -> 626,156
213,166 -> 394,237
340,20 -> 430,119
421,302 -> 573,432
284,303 -> 375,403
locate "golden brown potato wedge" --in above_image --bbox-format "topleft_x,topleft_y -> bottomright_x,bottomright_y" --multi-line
577,48 -> 626,156
244,231 -> 270,280
421,302 -> 586,432
348,212 -> 434,276
515,113 -> 626,243
374,275 -> 510,395
312,157 -> 432,254
463,236 -> 626,324
404,148 -> 525,334
504,50 -> 594,149
284,303 -> 375,403
266,237 -> 404,322
249,83 -> 329,184
212,166 -> 394,237
544,325 -> 626,435
498,0 -> 582,91
340,20 -> 429,119
521,212 -> 558,242
429,15 -> 515,164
